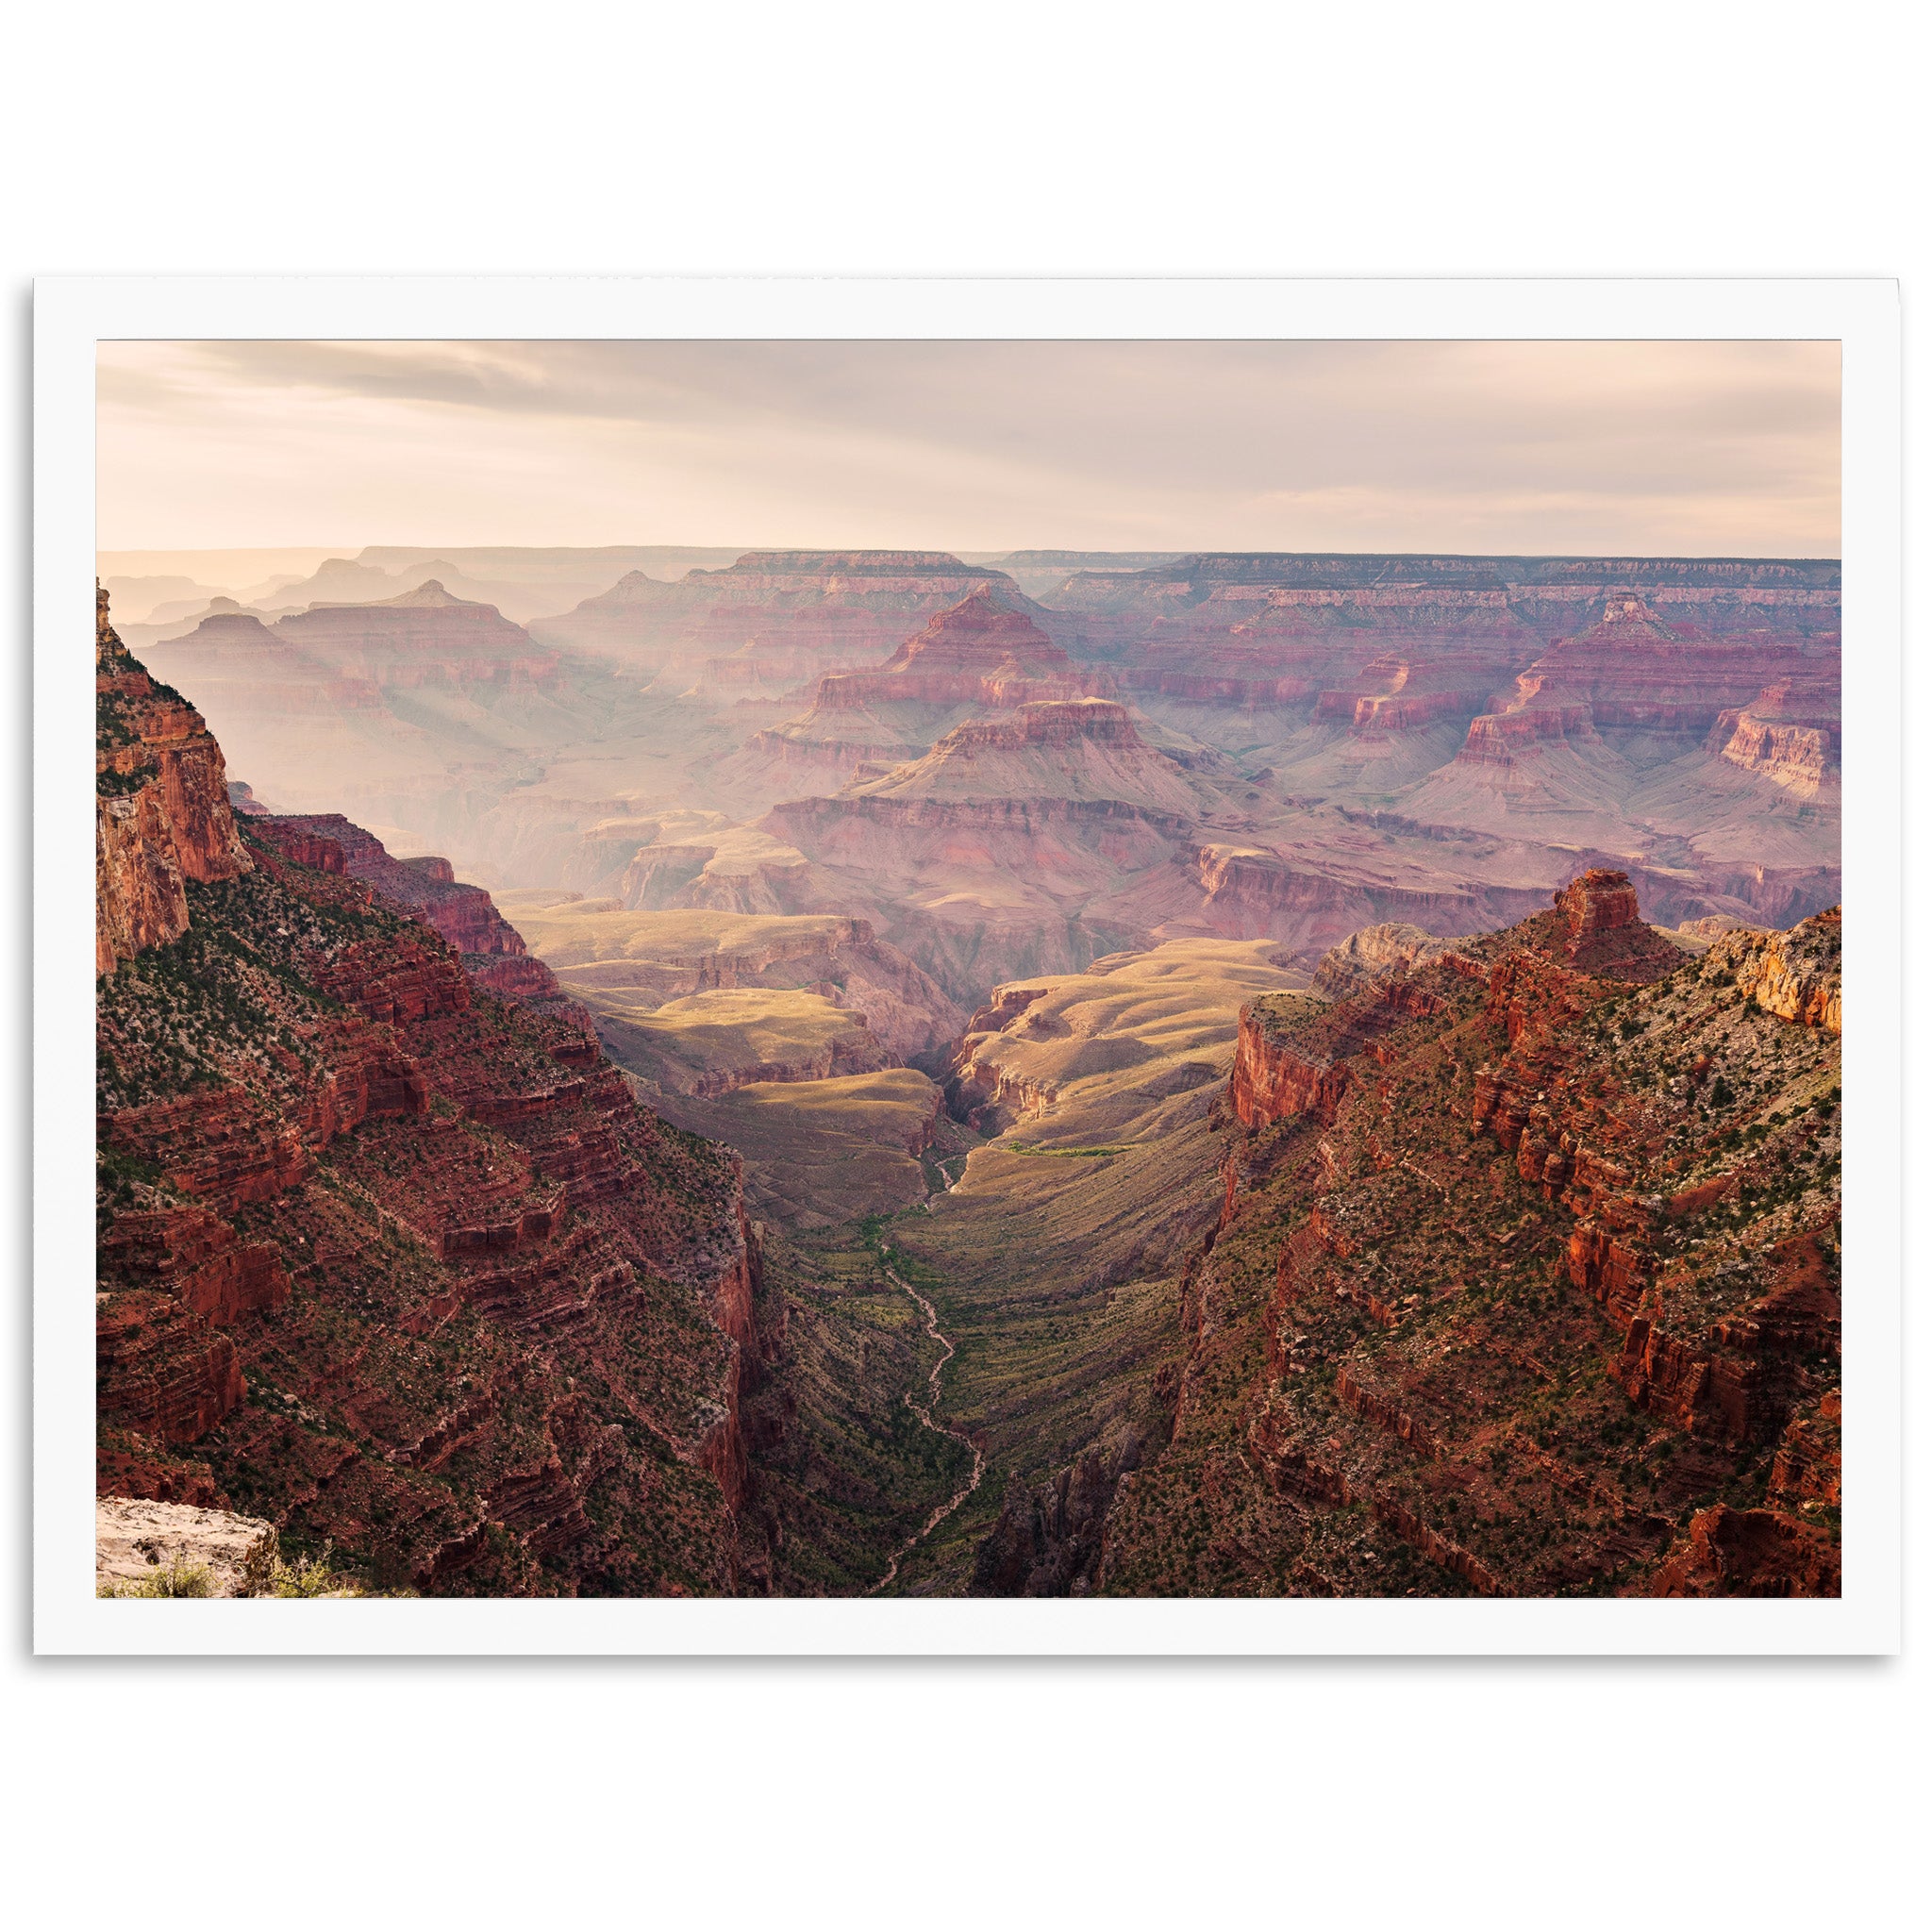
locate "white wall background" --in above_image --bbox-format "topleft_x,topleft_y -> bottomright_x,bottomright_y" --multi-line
6,4 -> 1922,1925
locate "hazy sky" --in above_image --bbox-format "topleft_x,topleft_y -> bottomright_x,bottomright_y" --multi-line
97,339 -> 1840,557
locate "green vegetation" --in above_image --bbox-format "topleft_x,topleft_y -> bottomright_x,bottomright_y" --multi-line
97,1557 -> 216,1599
1004,1142 -> 1131,1158
98,1543 -> 412,1599
735,1221 -> 974,1594
874,939 -> 1304,1591
263,1543 -> 398,1597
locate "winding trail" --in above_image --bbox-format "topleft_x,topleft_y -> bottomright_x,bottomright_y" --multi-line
921,1152 -> 968,1208
869,1244 -> 985,1594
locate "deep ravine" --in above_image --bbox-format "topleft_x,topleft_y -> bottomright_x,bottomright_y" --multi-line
869,1244 -> 984,1594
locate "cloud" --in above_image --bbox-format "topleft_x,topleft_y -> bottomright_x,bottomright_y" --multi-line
95,338 -> 1840,555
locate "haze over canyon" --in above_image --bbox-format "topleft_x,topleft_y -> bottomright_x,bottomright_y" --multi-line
94,540 -> 1842,1599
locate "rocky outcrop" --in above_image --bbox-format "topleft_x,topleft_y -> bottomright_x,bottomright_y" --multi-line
846,699 -> 1211,813
1558,867 -> 1641,937
98,1203 -> 292,1324
274,580 -> 561,691
95,586 -> 248,975
95,1497 -> 279,1596
710,589 -> 1119,808
969,1446 -> 1133,1596
1083,886 -> 1846,1599
95,1291 -> 246,1444
1311,923 -> 1469,999
1770,1391 -> 1841,1506
1551,869 -> 1686,981
1649,1505 -> 1840,1598
250,814 -> 584,1029
1230,994 -> 1355,1127
1231,958 -> 1471,1129
827,586 -> 1108,708
1707,675 -> 1840,798
1456,704 -> 1599,764
1707,907 -> 1842,1034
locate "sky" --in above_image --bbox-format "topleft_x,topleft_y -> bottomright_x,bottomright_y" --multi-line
96,339 -> 1841,558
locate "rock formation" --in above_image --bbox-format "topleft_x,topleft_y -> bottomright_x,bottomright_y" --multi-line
1648,1504 -> 1840,1597
126,551 -> 1840,1003
1707,675 -> 1841,799
94,1495 -> 402,1596
1310,923 -> 1470,1000
255,814 -> 584,1023
95,1497 -> 281,1596
848,699 -> 1211,811
95,585 -> 249,975
499,900 -> 964,1062
96,594 -> 771,1594
273,580 -> 562,691
534,550 -> 1044,690
901,874 -> 1841,1599
710,587 -> 1115,805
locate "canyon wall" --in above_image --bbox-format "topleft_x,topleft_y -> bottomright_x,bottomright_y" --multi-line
928,870 -> 1840,1599
95,586 -> 249,975
95,596 -> 771,1594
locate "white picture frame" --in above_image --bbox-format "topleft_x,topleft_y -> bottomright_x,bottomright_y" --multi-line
37,275 -> 1902,1655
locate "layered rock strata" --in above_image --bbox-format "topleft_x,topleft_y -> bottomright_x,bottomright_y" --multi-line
713,587 -> 1116,803
951,873 -> 1840,1598
500,901 -> 965,1062
273,580 -> 562,690
256,814 -> 584,1024
95,596 -> 768,1594
535,551 -> 1044,689
95,585 -> 249,974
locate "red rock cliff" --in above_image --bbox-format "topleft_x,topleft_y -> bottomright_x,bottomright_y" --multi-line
95,593 -> 770,1594
1093,886 -> 1843,1601
95,586 -> 248,975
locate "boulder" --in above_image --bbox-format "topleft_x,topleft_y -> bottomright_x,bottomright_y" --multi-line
95,1497 -> 278,1597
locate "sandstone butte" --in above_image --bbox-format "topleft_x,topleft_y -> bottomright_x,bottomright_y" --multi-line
533,549 -> 1043,689
961,869 -> 1841,1599
94,587 -> 773,1593
714,584 -> 1116,801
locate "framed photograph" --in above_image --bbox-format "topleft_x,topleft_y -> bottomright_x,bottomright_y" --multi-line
36,276 -> 1900,1653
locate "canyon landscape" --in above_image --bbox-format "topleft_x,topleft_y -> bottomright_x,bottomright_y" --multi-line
89,339 -> 1843,1604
